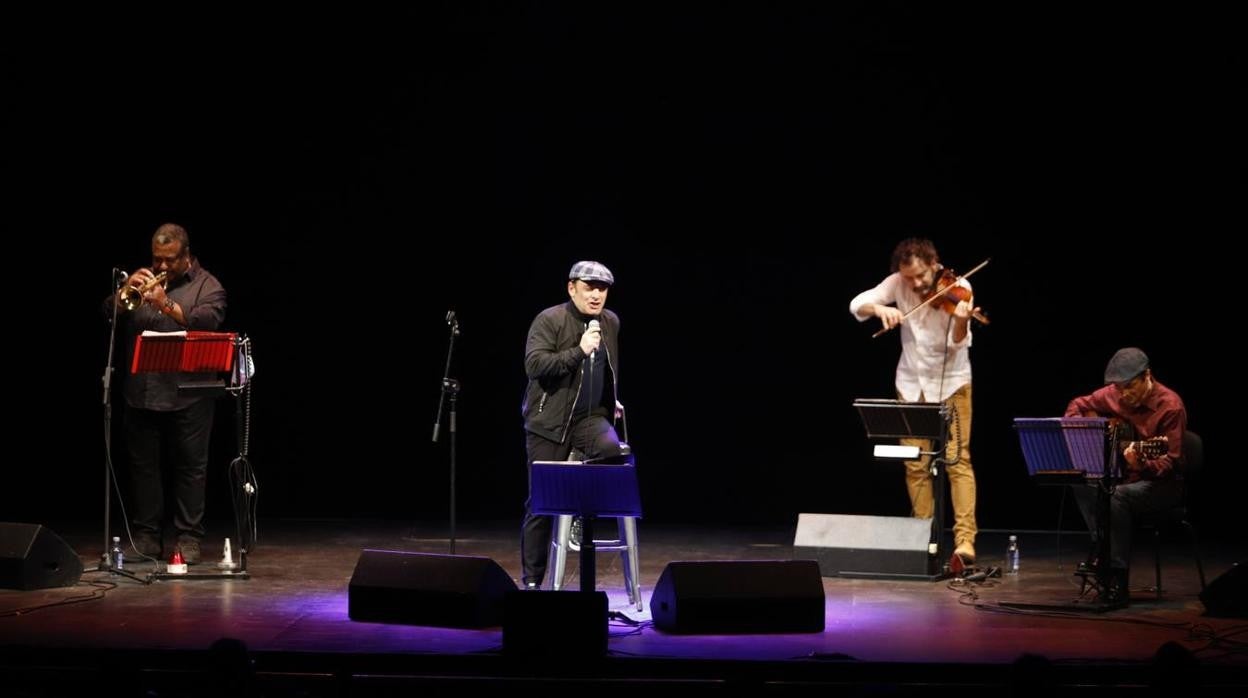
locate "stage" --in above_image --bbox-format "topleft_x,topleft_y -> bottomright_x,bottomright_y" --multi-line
2,519 -> 1245,696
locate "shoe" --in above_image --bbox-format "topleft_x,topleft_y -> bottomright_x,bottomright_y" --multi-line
1102,568 -> 1130,608
127,531 -> 162,561
954,540 -> 976,564
176,535 -> 201,565
523,581 -> 540,591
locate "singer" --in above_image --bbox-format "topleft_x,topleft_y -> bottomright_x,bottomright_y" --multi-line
103,223 -> 227,565
519,260 -> 626,589
849,238 -> 981,564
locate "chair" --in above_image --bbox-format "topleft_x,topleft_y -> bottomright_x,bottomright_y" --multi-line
1136,430 -> 1207,596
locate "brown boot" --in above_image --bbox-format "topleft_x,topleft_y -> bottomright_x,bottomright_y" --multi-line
954,539 -> 976,564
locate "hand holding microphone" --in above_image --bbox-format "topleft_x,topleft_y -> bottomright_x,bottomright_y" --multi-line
580,319 -> 602,358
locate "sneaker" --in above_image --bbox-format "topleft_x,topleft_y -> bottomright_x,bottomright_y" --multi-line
176,536 -> 202,565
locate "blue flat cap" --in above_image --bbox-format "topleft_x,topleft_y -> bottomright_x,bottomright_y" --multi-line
568,260 -> 614,286
1104,347 -> 1149,384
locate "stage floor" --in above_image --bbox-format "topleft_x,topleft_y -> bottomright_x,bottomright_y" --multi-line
3,519 -> 1246,695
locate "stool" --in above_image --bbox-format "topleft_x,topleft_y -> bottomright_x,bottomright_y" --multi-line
546,514 -> 643,611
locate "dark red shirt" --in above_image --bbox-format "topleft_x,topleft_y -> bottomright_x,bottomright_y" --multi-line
1065,379 -> 1187,482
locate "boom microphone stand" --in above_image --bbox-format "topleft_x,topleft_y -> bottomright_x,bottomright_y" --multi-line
99,269 -> 149,583
432,311 -> 460,554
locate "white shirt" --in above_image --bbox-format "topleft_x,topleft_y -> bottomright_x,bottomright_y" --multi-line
849,272 -> 972,402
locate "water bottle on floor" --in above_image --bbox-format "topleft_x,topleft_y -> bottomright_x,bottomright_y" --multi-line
1005,535 -> 1020,575
112,536 -> 124,570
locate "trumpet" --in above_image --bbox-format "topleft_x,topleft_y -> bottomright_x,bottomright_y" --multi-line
119,272 -> 168,311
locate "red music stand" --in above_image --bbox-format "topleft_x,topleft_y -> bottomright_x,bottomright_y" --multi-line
131,330 -> 254,581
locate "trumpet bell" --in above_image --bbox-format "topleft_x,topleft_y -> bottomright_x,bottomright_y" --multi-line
119,287 -> 144,311
118,271 -> 169,312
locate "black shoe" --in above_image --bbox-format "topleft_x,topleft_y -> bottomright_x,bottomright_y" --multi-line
176,535 -> 201,565
1102,569 -> 1129,608
524,581 -> 540,591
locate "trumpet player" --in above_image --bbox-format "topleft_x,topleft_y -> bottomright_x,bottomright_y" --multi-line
106,222 -> 226,565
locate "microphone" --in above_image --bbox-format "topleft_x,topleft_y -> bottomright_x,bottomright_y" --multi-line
588,319 -> 600,361
113,267 -> 128,289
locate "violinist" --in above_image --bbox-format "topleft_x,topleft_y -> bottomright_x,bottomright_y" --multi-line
849,238 -> 982,564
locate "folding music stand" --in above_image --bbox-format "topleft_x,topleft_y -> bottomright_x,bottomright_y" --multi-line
132,331 -> 254,581
529,461 -> 641,594
1014,417 -> 1112,483
849,399 -> 951,579
1004,417 -> 1122,612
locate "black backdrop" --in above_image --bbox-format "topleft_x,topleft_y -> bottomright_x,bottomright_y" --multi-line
6,6 -> 1240,544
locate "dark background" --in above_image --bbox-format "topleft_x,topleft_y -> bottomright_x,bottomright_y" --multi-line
6,5 -> 1241,545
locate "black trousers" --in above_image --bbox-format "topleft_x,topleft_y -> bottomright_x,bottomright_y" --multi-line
125,399 -> 216,540
520,415 -> 622,586
1072,477 -> 1183,571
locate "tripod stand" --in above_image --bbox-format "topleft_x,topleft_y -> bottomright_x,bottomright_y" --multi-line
98,269 -> 152,584
432,311 -> 460,555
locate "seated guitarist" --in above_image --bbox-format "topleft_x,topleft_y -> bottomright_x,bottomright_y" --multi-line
1064,347 -> 1187,605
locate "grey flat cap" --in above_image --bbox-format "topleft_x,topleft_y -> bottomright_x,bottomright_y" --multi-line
1104,347 -> 1149,384
568,260 -> 614,286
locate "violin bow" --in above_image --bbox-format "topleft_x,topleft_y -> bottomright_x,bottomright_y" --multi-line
871,258 -> 991,339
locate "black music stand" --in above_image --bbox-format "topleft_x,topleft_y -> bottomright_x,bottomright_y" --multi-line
529,461 -> 641,594
852,399 -> 951,580
1003,417 -> 1121,612
133,331 -> 254,581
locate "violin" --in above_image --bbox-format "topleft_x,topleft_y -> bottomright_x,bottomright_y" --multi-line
926,268 -> 989,326
870,258 -> 991,338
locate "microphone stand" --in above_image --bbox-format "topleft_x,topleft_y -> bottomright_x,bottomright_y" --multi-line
432,311 -> 460,555
99,269 -> 149,583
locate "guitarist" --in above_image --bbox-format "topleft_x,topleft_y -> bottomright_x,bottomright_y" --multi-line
1064,347 -> 1187,605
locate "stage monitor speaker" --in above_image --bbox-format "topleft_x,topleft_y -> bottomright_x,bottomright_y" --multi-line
649,560 -> 824,634
503,590 -> 607,657
793,513 -> 934,578
0,522 -> 84,591
347,550 -> 517,627
1200,563 -> 1248,618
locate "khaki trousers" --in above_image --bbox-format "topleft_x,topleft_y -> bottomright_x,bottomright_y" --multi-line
900,383 -> 977,546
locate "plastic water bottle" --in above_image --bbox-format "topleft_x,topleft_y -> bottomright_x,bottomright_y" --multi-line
112,536 -> 124,570
1005,535 -> 1020,575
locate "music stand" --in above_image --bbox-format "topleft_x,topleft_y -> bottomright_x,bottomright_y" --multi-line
851,399 -> 950,580
529,461 -> 641,594
1014,417 -> 1111,483
1003,417 -> 1121,612
132,331 -> 254,581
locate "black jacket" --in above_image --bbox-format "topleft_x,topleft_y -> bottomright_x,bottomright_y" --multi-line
521,301 -> 620,443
